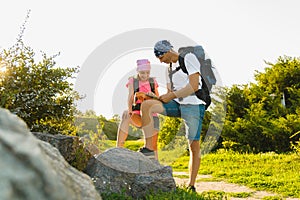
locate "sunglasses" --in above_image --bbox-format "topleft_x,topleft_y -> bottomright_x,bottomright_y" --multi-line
154,48 -> 168,57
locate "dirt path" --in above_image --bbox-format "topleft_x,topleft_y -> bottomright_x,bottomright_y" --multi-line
173,172 -> 299,200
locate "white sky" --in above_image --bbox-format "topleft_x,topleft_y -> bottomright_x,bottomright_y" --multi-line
1,0 -> 300,118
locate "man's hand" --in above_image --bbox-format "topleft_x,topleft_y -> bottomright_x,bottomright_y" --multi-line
159,92 -> 176,103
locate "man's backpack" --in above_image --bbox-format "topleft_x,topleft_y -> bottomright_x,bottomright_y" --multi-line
176,45 -> 217,110
178,46 -> 216,91
132,77 -> 155,111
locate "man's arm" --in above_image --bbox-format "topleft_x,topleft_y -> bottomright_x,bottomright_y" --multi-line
159,73 -> 199,103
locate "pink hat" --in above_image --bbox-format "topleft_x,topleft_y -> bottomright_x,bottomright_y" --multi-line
136,59 -> 151,71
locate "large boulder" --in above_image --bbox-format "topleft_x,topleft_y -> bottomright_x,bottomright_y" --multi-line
85,147 -> 176,198
32,132 -> 95,171
0,108 -> 102,200
32,132 -> 81,162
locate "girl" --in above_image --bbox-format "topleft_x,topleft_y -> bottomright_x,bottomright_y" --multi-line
116,59 -> 160,160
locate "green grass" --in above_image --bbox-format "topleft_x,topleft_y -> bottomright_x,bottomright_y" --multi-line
173,174 -> 189,179
171,150 -> 300,198
101,186 -> 224,200
227,192 -> 252,198
262,196 -> 285,200
88,139 -> 300,198
196,177 -> 224,182
124,140 -> 144,151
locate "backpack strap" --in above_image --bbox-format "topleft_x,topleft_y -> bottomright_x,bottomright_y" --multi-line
134,77 -> 155,93
178,54 -> 188,74
148,77 -> 155,94
133,77 -> 139,93
168,58 -> 184,90
168,62 -> 184,101
168,63 -> 175,91
132,77 -> 140,111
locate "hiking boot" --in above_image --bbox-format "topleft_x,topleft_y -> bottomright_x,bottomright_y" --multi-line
138,147 -> 155,158
187,185 -> 196,193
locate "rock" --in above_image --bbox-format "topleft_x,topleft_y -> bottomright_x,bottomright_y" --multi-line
32,132 -> 80,162
32,132 -> 93,171
79,137 -> 101,156
84,147 -> 176,198
0,108 -> 102,200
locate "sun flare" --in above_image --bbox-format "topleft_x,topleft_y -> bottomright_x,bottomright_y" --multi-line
0,59 -> 7,73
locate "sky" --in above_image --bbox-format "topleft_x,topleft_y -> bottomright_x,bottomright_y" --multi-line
1,0 -> 300,118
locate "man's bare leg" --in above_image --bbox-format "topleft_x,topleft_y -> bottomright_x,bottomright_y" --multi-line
141,100 -> 164,151
188,140 -> 201,187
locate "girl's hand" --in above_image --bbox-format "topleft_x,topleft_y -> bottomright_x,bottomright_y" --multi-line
123,110 -> 132,119
146,92 -> 156,96
146,92 -> 158,99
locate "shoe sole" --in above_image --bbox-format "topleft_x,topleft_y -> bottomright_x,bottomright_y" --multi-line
139,152 -> 155,159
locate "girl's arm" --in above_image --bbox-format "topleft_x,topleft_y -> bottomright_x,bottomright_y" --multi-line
155,87 -> 159,97
154,78 -> 159,97
127,83 -> 134,113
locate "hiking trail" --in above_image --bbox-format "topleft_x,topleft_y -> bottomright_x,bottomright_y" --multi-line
173,171 -> 299,200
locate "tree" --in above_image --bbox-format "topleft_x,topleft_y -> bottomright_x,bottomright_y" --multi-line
221,56 -> 300,152
158,116 -> 182,149
0,13 -> 80,135
255,56 -> 300,113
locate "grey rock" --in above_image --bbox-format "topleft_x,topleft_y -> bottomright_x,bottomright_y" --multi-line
32,132 -> 93,171
0,108 -> 102,200
85,147 -> 176,198
32,132 -> 80,162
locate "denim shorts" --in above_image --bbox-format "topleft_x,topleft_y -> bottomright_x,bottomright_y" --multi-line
161,100 -> 205,140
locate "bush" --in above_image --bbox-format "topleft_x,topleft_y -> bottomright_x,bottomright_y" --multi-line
0,18 -> 79,135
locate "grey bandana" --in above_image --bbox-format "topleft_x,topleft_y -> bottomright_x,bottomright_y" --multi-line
154,40 -> 173,57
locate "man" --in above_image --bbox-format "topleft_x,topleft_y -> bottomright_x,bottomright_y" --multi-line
139,40 -> 206,192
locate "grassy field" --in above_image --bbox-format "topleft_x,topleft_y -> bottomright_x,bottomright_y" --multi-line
171,150 -> 300,198
92,140 -> 300,199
